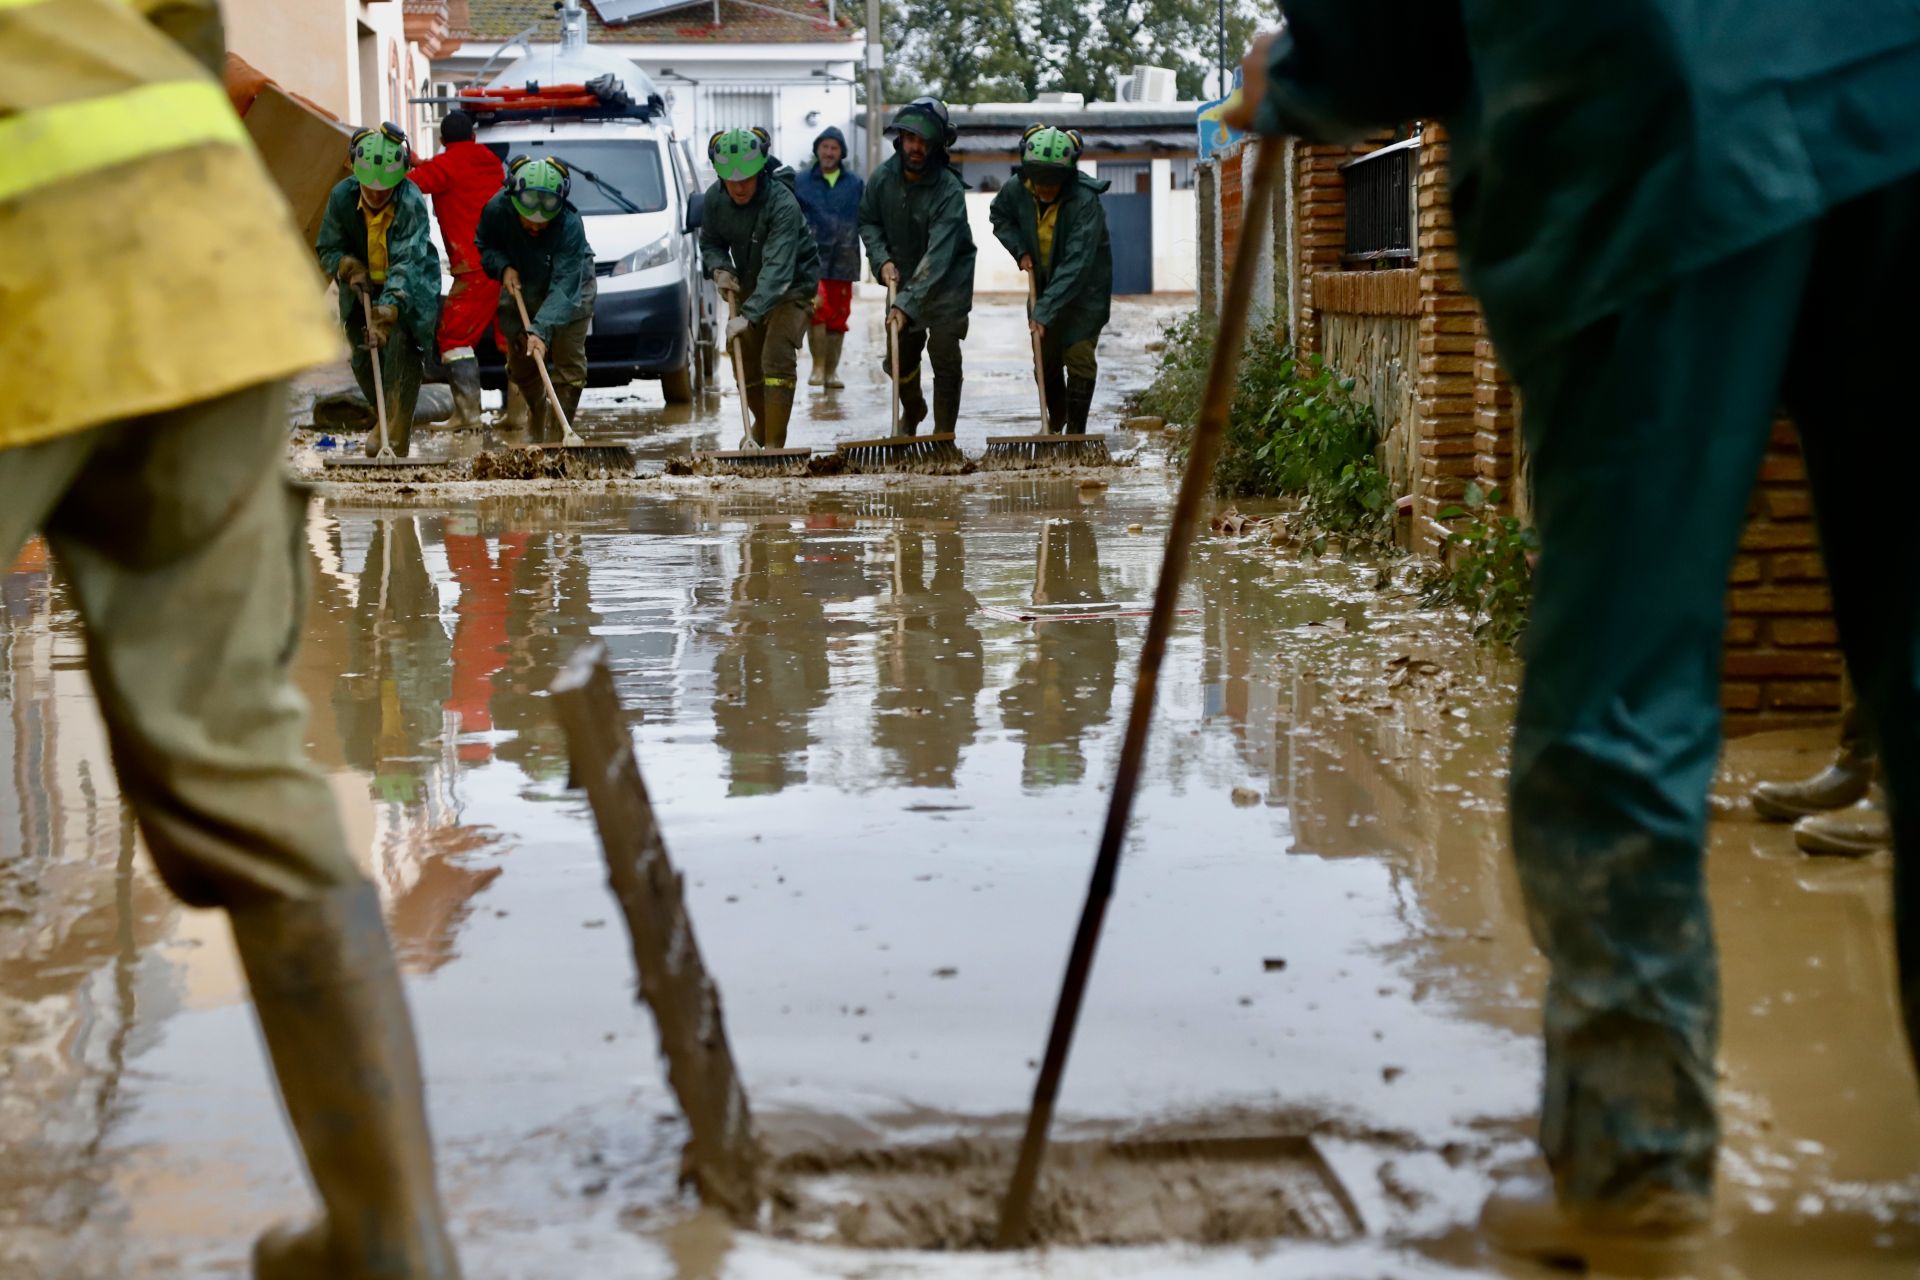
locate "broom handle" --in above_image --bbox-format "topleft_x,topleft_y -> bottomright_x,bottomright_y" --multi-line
887,277 -> 901,436
509,281 -> 584,445
361,290 -> 394,460
995,139 -> 1287,1249
1027,269 -> 1049,432
723,286 -> 755,447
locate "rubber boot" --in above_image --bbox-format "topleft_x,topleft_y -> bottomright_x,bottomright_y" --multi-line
502,380 -> 531,433
932,376 -> 961,437
1794,793 -> 1892,857
808,324 -> 828,387
1751,753 -> 1875,821
233,883 -> 461,1280
822,331 -> 846,389
1481,1175 -> 1709,1278
764,384 -> 795,449
521,379 -> 554,445
446,358 -> 484,431
554,382 -> 585,438
1065,373 -> 1096,436
896,369 -> 927,436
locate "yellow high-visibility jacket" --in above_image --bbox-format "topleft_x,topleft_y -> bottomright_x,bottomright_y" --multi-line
0,0 -> 339,451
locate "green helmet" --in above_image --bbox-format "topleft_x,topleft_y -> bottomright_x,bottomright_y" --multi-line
709,128 -> 769,182
350,124 -> 409,190
509,156 -> 571,222
1021,125 -> 1080,173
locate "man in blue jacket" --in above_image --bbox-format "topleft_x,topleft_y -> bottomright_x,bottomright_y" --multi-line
1235,6 -> 1920,1275
795,126 -> 863,389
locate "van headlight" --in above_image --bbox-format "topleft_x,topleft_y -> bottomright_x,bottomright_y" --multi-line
611,233 -> 675,276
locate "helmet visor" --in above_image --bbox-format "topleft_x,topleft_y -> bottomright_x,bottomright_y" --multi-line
511,186 -> 564,220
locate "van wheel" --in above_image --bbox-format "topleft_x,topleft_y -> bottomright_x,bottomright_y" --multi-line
660,365 -> 694,403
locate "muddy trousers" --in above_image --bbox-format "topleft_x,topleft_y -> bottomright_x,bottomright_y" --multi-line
1039,334 -> 1099,434
1503,172 -> 1920,1211
0,382 -> 458,1277
504,315 -> 589,444
348,317 -> 424,458
736,298 -> 811,445
887,316 -> 967,434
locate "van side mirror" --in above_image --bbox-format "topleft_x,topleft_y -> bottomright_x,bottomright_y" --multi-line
684,191 -> 704,232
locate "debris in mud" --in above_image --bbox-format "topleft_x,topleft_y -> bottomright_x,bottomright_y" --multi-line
769,1134 -> 1362,1251
932,967 -> 959,979
664,457 -> 695,476
1123,415 -> 1166,432
1231,786 -> 1262,807
472,449 -> 570,481
1263,958 -> 1288,972
1126,523 -> 1145,534
1212,508 -> 1253,537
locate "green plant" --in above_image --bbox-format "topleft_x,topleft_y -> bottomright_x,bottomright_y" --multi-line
1419,483 -> 1537,648
1143,313 -> 1393,550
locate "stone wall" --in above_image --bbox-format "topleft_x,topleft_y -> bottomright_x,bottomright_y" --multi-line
1319,310 -> 1418,496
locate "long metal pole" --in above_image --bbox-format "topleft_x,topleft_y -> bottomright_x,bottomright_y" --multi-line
864,0 -> 883,179
994,138 -> 1286,1250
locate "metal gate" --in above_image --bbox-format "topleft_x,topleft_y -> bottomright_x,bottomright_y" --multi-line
1100,192 -> 1153,294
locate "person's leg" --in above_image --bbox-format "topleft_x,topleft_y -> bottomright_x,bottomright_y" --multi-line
820,279 -> 852,387
1750,669 -> 1875,819
503,330 -> 549,443
1782,171 -> 1920,1058
41,381 -> 458,1278
549,316 -> 591,430
1039,333 -> 1067,432
928,317 -> 968,435
892,321 -> 929,433
438,273 -> 497,430
759,299 -> 810,448
1063,336 -> 1099,435
737,318 -> 769,444
0,431 -> 99,568
379,332 -> 423,457
1500,227 -> 1814,1218
808,284 -> 828,387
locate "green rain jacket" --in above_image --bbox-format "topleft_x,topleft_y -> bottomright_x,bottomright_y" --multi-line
474,190 -> 597,342
989,170 -> 1112,350
698,163 -> 822,323
1255,1 -> 1920,372
315,177 -> 442,355
858,152 -> 976,328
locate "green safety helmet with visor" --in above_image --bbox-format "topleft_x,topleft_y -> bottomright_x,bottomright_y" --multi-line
1020,124 -> 1082,176
349,122 -> 410,190
507,155 -> 572,222
708,127 -> 771,182
888,96 -> 956,148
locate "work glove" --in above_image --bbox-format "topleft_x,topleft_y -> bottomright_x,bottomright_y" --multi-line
366,302 -> 399,346
725,315 -> 752,343
336,256 -> 373,295
525,331 -> 548,364
880,261 -> 901,287
712,269 -> 740,296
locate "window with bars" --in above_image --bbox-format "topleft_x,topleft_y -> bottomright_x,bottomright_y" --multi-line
1340,137 -> 1418,264
701,88 -> 776,147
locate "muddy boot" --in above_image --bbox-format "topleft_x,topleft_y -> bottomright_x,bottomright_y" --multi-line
932,377 -> 961,437
502,380 -> 530,433
745,385 -> 768,448
822,331 -> 846,389
554,382 -> 585,437
763,384 -> 795,449
445,357 -> 484,431
1750,752 -> 1874,822
1794,794 -> 1892,857
234,883 -> 461,1280
808,324 -> 827,387
895,370 -> 927,436
1481,1176 -> 1708,1278
1065,373 -> 1096,436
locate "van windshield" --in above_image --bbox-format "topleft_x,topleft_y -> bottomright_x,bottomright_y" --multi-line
486,139 -> 667,217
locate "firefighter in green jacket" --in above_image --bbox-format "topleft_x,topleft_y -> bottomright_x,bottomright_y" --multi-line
315,124 -> 442,458
989,126 -> 1112,435
700,128 -> 821,448
1237,5 -> 1920,1274
475,156 -> 597,443
858,97 -> 977,436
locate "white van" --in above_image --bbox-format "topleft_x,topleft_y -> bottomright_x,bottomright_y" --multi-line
469,23 -> 715,401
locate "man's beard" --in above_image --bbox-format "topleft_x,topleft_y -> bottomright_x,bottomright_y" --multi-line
904,149 -> 928,174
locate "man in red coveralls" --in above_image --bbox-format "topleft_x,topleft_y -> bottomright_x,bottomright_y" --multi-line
408,110 -> 504,429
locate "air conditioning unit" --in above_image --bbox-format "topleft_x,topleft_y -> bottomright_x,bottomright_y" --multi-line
1118,65 -> 1177,104
1034,91 -> 1086,107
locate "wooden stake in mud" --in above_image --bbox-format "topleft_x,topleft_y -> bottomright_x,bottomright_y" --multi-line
551,642 -> 763,1221
995,139 -> 1288,1249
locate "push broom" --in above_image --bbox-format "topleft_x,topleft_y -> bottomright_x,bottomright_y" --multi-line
507,281 -> 634,475
837,279 -> 966,474
698,284 -> 811,476
323,291 -> 425,474
995,139 -> 1285,1246
979,268 -> 1110,470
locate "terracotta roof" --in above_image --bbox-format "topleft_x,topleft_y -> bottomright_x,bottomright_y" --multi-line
459,0 -> 854,43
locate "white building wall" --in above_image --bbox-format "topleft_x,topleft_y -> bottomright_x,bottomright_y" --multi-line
966,190 -> 1197,295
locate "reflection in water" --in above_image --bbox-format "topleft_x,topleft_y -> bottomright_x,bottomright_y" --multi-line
873,530 -> 982,788
712,521 -> 836,796
494,528 -> 603,783
444,518 -> 528,765
999,519 -> 1119,788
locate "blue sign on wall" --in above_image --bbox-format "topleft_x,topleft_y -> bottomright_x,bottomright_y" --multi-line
1196,71 -> 1245,160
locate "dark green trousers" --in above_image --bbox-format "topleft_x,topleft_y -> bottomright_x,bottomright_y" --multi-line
1506,172 -> 1920,1208
347,317 -> 424,458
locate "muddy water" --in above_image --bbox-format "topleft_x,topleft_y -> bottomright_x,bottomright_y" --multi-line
4,298 -> 1918,1277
